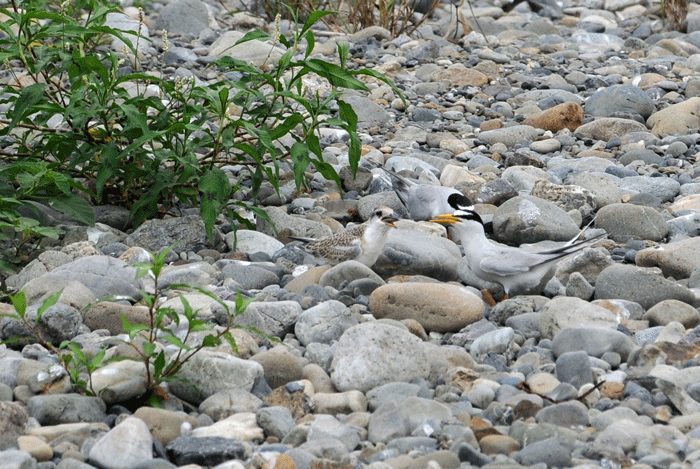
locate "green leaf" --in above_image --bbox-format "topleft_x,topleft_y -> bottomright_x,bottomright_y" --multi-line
65,341 -> 86,362
303,30 -> 315,59
223,330 -> 240,356
37,289 -> 63,323
290,141 -> 310,190
300,11 -> 335,37
235,290 -> 254,315
303,60 -> 369,91
11,291 -> 27,317
39,194 -> 95,226
199,167 -> 231,241
154,351 -> 165,377
6,83 -> 47,132
269,112 -> 303,141
277,48 -> 294,72
90,348 -> 106,369
337,42 -> 350,69
73,54 -> 110,86
179,296 -> 194,320
201,334 -> 222,347
353,68 -> 406,106
337,99 -> 360,174
235,29 -> 271,45
142,341 -> 156,357
121,316 -> 150,338
218,87 -> 229,110
312,158 -> 343,194
161,335 -> 190,350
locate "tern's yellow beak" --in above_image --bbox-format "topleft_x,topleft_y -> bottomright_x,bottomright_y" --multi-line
429,214 -> 461,224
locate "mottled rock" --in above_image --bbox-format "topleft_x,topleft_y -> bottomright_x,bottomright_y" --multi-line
585,84 -> 655,119
330,322 -> 430,393
133,407 -> 198,446
539,297 -> 619,339
573,117 -> 647,140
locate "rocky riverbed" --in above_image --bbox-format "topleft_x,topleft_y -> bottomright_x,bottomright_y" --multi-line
4,0 -> 700,468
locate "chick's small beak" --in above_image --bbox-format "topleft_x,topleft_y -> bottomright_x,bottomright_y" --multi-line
382,215 -> 399,227
430,214 -> 461,224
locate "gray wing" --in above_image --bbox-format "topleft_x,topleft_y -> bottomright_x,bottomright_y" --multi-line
407,185 -> 461,220
480,233 -> 605,276
479,248 -> 546,276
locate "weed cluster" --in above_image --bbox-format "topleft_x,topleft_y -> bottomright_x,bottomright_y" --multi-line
0,0 -> 401,270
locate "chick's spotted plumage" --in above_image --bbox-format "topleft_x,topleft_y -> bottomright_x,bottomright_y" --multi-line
290,206 -> 398,267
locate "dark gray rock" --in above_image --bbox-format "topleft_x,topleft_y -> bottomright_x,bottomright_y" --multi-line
594,264 -> 696,310
22,256 -> 142,304
234,301 -> 303,338
616,176 -> 680,203
344,95 -> 393,130
256,406 -> 296,440
165,437 -> 246,466
513,437 -> 573,467
551,327 -> 637,361
219,262 -> 281,290
584,84 -> 655,119
373,230 -> 460,281
125,215 -> 220,252
535,401 -> 589,427
294,300 -> 359,346
555,351 -> 593,389
618,148 -> 663,166
0,402 -> 28,451
456,442 -> 493,466
0,449 -> 35,469
27,395 -> 106,425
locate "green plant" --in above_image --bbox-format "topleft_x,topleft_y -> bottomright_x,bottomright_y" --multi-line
117,245 -> 259,403
0,0 -> 404,262
0,289 -> 105,392
0,158 -> 94,269
0,196 -> 61,270
0,244 -> 265,400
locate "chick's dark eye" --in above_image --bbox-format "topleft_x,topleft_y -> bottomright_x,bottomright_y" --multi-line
374,210 -> 381,217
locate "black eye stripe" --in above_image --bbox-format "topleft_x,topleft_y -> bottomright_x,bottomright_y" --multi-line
454,209 -> 483,225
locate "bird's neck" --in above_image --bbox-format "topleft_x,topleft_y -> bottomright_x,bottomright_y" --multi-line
453,220 -> 488,246
365,220 -> 390,243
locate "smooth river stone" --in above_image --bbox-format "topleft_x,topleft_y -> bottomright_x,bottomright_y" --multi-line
369,282 -> 484,333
